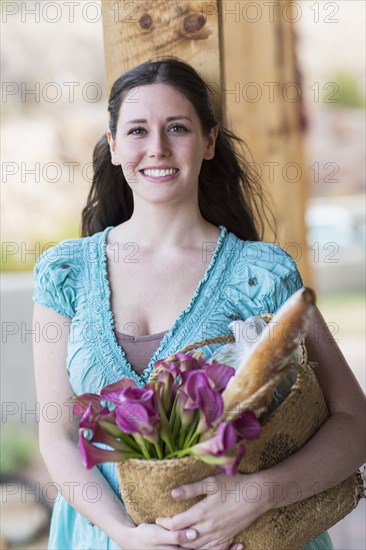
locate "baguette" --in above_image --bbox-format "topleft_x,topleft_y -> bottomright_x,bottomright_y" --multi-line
221,286 -> 316,420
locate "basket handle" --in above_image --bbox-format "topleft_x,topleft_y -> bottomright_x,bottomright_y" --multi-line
172,314 -> 273,355
175,334 -> 234,355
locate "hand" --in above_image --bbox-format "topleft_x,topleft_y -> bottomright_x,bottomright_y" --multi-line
120,522 -> 202,550
156,473 -> 269,549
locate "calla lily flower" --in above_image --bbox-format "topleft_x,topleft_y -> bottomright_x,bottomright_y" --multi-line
174,352 -> 205,372
218,443 -> 247,475
203,362 -> 236,392
115,401 -> 160,444
191,422 -> 237,457
88,423 -> 134,452
152,351 -> 204,382
150,369 -> 176,412
182,370 -> 223,429
153,358 -> 181,381
97,416 -> 143,453
232,410 -> 261,440
100,377 -> 137,403
78,430 -> 134,469
116,386 -> 155,406
176,388 -> 194,429
79,402 -> 112,431
185,423 -> 247,474
73,393 -> 101,417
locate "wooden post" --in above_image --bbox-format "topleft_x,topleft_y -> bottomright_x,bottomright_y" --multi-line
101,0 -> 223,116
222,0 -> 311,283
101,0 -> 311,283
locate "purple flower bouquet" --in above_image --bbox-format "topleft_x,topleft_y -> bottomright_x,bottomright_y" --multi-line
74,350 -> 262,525
75,349 -> 261,471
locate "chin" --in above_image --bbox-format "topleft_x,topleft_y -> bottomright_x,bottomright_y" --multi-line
133,188 -> 188,204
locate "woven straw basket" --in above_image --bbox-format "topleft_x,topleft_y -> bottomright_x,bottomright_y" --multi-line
117,331 -> 364,550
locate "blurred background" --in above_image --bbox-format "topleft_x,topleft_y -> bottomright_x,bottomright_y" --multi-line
1,0 -> 365,548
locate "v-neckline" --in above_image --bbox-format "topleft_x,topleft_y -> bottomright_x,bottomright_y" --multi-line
100,224 -> 228,386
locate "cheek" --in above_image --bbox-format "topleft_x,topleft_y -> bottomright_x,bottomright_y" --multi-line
179,141 -> 206,163
122,162 -> 140,182
118,143 -> 141,174
118,140 -> 141,160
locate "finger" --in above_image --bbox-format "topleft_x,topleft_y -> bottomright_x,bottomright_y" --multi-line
197,545 -> 230,550
156,507 -> 198,531
155,517 -> 172,529
156,514 -> 200,534
155,517 -> 196,534
157,523 -> 199,546
172,528 -> 199,545
203,545 -> 239,550
171,476 -> 218,501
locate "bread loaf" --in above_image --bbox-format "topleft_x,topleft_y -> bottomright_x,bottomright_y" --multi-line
221,287 -> 316,420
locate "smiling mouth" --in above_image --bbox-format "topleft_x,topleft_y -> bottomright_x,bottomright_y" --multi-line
141,168 -> 179,178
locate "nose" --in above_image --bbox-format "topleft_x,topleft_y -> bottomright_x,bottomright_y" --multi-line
147,131 -> 171,158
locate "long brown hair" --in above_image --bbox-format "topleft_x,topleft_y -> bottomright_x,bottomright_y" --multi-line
81,58 -> 274,240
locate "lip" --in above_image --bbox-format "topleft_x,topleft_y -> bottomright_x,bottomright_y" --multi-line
140,165 -> 179,170
140,166 -> 180,183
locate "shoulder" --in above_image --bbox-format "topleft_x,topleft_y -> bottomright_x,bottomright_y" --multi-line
32,230 -> 107,318
34,228 -> 108,270
235,238 -> 300,276
224,233 -> 303,313
36,237 -> 83,267
34,235 -> 86,279
227,232 -> 300,278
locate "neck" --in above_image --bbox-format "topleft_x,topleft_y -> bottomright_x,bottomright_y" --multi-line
115,198 -> 219,250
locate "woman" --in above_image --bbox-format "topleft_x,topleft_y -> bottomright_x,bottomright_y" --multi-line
33,58 -> 365,550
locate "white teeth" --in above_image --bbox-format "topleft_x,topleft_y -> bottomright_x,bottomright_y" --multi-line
143,168 -> 177,178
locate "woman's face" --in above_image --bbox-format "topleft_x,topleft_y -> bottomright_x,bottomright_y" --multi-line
107,83 -> 218,206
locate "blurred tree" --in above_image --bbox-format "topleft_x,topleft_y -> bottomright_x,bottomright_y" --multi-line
326,71 -> 365,108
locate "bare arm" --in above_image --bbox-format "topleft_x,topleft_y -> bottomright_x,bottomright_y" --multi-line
33,303 -> 135,546
33,303 -> 197,550
261,304 -> 366,507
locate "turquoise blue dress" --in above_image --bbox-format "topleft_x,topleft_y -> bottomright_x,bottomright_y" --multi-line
33,225 -> 333,550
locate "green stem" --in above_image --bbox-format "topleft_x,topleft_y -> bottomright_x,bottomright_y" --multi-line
186,431 -> 200,449
154,440 -> 163,460
146,439 -> 156,458
172,409 -> 182,446
168,394 -> 178,430
183,411 -> 200,449
120,450 -> 145,459
165,446 -> 194,459
98,421 -> 141,452
168,394 -> 180,448
123,434 -> 143,453
178,426 -> 187,449
133,434 -> 151,459
158,404 -> 175,454
162,430 -> 175,455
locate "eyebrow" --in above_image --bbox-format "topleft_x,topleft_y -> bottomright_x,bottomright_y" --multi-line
124,116 -> 192,125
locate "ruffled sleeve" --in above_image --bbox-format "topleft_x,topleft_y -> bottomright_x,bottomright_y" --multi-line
220,239 -> 304,321
32,239 -> 83,318
258,243 -> 304,313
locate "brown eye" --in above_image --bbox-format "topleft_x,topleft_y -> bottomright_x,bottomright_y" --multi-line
168,124 -> 188,133
127,127 -> 146,136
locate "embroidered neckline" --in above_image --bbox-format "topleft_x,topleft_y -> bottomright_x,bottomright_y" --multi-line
99,224 -> 228,386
